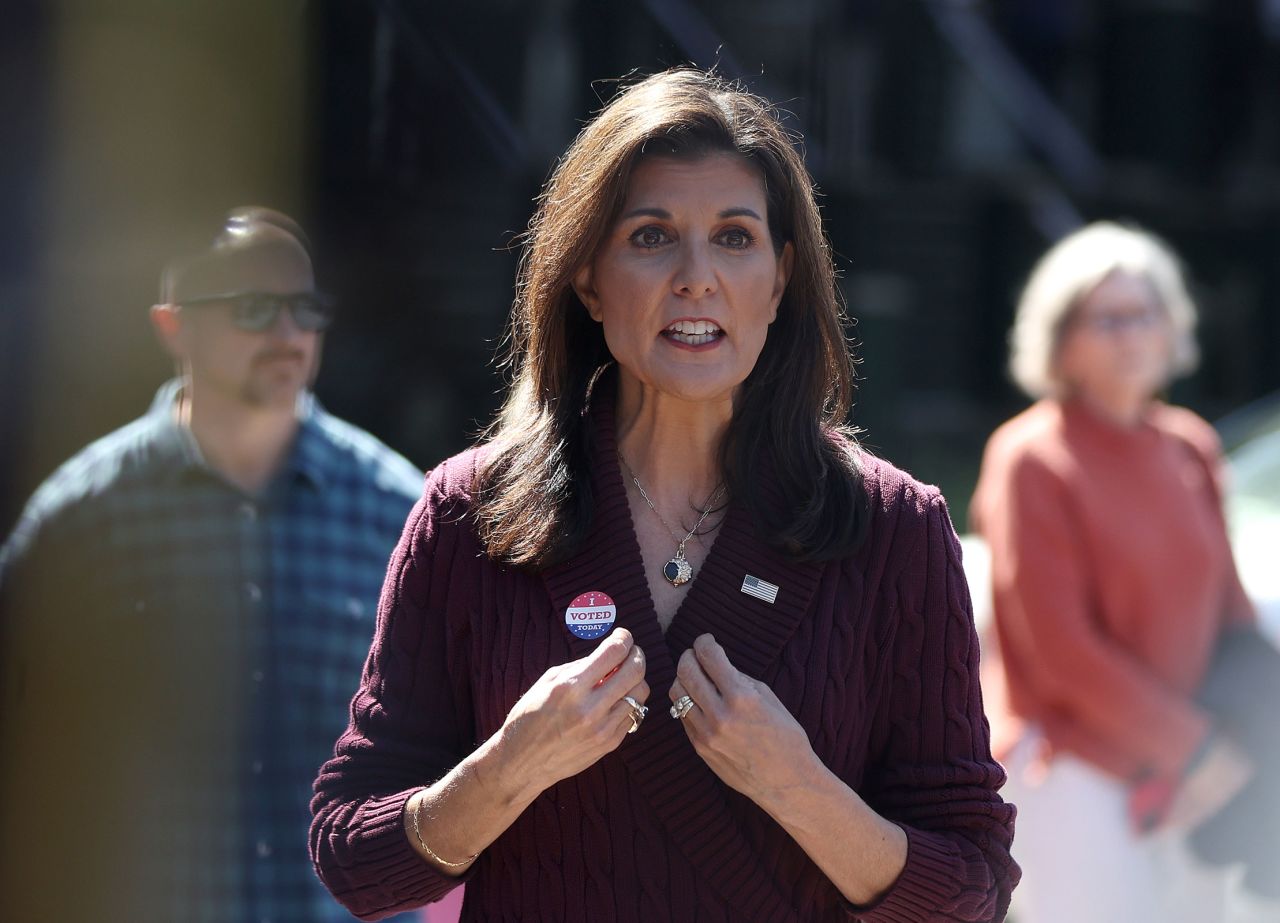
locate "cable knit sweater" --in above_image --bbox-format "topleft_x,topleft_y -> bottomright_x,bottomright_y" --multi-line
310,397 -> 1018,922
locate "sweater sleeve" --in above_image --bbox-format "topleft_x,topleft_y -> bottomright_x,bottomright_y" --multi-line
309,471 -> 478,920
853,493 -> 1019,922
1175,419 -> 1256,630
992,450 -> 1212,777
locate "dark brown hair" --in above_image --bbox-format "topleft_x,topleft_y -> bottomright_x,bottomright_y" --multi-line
475,69 -> 866,568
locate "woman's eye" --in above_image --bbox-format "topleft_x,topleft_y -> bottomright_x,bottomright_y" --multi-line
719,228 -> 754,249
630,226 -> 669,248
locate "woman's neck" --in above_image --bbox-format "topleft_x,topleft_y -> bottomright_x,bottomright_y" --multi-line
1065,387 -> 1153,430
613,379 -> 730,511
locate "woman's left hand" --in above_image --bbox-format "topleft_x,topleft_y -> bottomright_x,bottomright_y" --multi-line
670,633 -> 820,810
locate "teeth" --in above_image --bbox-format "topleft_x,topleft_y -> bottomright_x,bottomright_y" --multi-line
666,331 -> 719,346
665,319 -> 721,335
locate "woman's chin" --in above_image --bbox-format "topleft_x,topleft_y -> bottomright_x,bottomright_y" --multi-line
645,376 -> 743,407
617,360 -> 747,407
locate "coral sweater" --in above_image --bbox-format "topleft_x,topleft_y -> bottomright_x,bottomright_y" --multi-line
310,395 -> 1017,921
971,399 -> 1254,782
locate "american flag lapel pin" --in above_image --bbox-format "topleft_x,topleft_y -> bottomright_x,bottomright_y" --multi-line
740,574 -> 779,604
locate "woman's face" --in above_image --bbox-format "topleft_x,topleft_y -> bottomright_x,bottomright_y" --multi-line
1055,270 -> 1174,411
573,153 -> 793,406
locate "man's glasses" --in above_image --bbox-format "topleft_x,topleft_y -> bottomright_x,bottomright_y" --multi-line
178,291 -> 336,332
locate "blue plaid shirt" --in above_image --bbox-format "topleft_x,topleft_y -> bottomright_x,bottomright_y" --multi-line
1,381 -> 423,923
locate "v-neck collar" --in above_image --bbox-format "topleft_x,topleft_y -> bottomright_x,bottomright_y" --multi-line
540,377 -> 824,922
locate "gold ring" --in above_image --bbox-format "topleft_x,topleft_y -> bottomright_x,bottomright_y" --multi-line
670,695 -> 695,719
623,695 -> 648,733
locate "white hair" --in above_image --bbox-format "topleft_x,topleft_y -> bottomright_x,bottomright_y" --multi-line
1008,221 -> 1199,399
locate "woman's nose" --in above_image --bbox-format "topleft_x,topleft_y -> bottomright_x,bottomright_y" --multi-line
672,242 -> 717,297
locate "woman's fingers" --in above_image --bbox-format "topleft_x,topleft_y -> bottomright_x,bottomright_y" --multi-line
668,678 -> 686,704
608,697 -> 640,738
675,645 -> 722,720
691,634 -> 744,697
595,639 -> 646,700
607,679 -> 653,739
626,678 -> 651,707
570,631 -> 648,743
500,627 -> 658,791
577,627 -> 635,686
670,642 -> 817,804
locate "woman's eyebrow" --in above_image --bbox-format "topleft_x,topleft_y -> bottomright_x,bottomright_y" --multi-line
619,206 -> 763,220
620,207 -> 672,220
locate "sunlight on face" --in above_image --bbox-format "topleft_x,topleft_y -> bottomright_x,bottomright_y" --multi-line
574,153 -> 793,407
175,244 -> 321,410
1056,270 -> 1174,411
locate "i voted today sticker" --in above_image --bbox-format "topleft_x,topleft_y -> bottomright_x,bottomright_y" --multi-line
564,590 -> 617,640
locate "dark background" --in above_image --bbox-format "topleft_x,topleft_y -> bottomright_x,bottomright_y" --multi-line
4,0 -> 1279,535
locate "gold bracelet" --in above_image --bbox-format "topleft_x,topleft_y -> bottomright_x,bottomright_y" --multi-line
410,791 -> 476,869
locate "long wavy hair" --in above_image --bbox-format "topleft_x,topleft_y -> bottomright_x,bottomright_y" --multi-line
474,69 -> 866,568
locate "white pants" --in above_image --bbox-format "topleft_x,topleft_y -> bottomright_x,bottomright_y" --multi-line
1003,734 -> 1232,923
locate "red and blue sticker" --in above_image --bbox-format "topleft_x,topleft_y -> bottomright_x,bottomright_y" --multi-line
564,590 -> 617,640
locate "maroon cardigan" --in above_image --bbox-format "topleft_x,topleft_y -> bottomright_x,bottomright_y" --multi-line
310,401 -> 1018,922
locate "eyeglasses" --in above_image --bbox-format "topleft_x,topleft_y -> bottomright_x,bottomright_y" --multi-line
1071,307 -> 1165,335
177,291 -> 336,332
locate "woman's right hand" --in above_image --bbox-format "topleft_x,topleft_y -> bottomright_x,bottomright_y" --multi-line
1162,734 -> 1254,834
495,627 -> 649,794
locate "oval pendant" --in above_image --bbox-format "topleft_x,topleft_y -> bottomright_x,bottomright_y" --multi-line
663,557 -> 693,587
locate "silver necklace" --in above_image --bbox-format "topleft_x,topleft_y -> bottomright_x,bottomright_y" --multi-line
618,452 -> 725,587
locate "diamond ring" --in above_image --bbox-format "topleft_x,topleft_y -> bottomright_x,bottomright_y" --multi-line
669,695 -> 695,720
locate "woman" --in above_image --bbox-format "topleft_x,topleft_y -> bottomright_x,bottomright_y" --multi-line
311,69 -> 1017,922
971,222 -> 1258,922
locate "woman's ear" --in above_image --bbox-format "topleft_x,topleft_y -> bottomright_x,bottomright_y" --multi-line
572,264 -> 603,322
769,242 -> 795,321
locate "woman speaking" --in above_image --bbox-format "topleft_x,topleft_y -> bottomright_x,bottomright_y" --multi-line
311,69 -> 1017,922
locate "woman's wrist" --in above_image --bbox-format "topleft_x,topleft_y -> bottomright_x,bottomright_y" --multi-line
762,757 -> 908,906
403,789 -> 477,874
401,732 -> 552,874
476,722 -> 556,809
752,746 -> 831,826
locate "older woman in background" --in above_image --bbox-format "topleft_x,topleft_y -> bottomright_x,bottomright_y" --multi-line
972,222 -> 1260,922
310,69 -> 1018,921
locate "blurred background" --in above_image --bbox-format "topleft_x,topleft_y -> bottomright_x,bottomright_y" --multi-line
3,0 -> 1279,541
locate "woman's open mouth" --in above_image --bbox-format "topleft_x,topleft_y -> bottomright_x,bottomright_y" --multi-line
661,319 -> 724,347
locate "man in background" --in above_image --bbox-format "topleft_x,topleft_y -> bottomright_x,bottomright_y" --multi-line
0,207 -> 423,921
